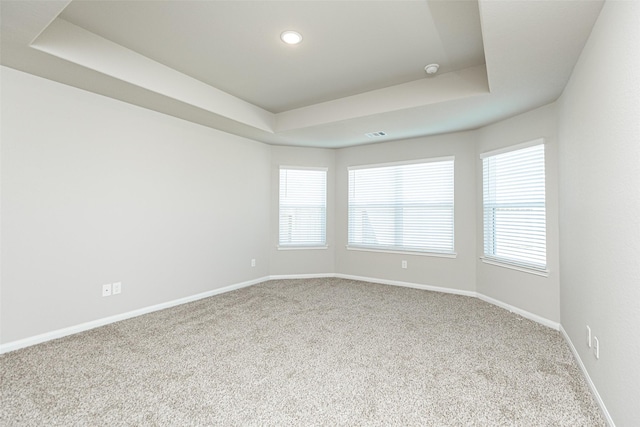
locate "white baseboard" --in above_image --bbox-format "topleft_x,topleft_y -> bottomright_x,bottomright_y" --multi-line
268,273 -> 335,280
334,273 -> 477,297
560,326 -> 615,426
0,276 -> 270,354
476,293 -> 560,331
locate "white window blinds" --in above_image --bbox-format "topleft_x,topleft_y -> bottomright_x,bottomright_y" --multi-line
348,158 -> 454,254
482,142 -> 546,270
279,167 -> 327,247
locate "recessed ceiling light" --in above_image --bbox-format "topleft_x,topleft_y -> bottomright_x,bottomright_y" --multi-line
281,30 -> 303,45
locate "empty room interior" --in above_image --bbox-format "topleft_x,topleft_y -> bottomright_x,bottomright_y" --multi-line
1,0 -> 638,425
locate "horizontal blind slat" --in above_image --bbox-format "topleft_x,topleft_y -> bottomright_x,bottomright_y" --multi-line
483,143 -> 546,269
348,159 -> 454,254
279,168 -> 327,246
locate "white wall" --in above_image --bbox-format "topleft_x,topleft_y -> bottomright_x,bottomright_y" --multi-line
557,1 -> 640,425
0,67 -> 271,344
269,146 -> 336,276
476,103 -> 561,323
334,132 -> 477,292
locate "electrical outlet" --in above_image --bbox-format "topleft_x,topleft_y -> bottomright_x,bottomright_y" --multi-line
251,259 -> 256,267
593,336 -> 600,359
586,325 -> 592,348
401,260 -> 407,269
112,282 -> 122,295
102,283 -> 112,297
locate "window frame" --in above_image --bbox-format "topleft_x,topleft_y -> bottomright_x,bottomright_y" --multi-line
278,166 -> 328,250
347,156 -> 456,257
480,139 -> 548,276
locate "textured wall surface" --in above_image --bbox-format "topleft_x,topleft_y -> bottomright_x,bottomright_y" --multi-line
1,67 -> 271,343
557,1 -> 640,424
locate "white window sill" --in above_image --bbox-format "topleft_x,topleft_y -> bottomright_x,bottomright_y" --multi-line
347,246 -> 457,259
278,245 -> 328,251
480,257 -> 549,277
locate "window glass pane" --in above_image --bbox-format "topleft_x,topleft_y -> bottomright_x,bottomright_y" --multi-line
279,168 -> 327,247
482,144 -> 546,269
348,159 -> 454,254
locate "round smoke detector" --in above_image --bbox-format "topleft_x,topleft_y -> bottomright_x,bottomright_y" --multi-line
424,64 -> 440,75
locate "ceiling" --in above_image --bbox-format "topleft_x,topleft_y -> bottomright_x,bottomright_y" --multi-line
1,0 -> 604,148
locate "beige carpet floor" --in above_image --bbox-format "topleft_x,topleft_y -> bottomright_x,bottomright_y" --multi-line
1,278 -> 605,426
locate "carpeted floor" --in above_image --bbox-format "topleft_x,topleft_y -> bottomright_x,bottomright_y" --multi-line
1,278 -> 605,426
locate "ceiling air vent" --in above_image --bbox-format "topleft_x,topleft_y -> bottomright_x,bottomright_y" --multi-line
365,131 -> 387,138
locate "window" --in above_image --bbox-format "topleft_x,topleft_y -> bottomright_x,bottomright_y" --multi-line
348,157 -> 455,255
482,141 -> 546,272
279,167 -> 327,248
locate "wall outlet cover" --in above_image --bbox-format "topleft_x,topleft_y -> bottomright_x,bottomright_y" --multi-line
102,283 -> 112,297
